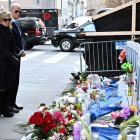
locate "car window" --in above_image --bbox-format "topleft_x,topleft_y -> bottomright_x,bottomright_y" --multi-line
38,19 -> 46,28
18,20 -> 36,28
82,23 -> 96,32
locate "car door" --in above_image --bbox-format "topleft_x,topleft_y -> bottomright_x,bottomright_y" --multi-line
76,22 -> 96,45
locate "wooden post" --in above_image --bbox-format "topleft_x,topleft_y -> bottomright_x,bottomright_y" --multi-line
131,0 -> 137,39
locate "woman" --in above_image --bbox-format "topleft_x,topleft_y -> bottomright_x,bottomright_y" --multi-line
0,11 -> 19,117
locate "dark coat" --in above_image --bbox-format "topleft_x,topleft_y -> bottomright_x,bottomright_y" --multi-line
11,20 -> 24,52
0,24 -> 18,90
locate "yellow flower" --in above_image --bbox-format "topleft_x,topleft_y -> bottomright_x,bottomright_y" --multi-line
129,66 -> 133,72
69,119 -> 75,123
130,106 -> 137,112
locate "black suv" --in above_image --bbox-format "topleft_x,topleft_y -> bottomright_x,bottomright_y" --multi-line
17,17 -> 47,49
51,21 -> 96,52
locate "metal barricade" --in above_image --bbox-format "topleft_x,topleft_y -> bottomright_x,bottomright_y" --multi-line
126,41 -> 140,139
46,27 -> 57,39
79,40 -> 126,77
126,41 -> 140,108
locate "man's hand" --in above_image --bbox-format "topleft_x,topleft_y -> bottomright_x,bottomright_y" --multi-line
19,50 -> 26,57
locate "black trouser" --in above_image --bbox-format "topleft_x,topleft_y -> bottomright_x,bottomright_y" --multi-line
0,91 -> 10,114
8,57 -> 20,106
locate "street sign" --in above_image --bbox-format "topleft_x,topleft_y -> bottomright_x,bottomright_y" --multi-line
115,41 -> 127,50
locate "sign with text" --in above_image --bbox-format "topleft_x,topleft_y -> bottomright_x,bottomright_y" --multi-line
115,41 -> 127,50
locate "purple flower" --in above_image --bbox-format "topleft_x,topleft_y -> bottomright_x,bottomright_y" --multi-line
120,107 -> 131,118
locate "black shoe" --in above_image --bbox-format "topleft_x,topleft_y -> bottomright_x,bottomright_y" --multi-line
8,106 -> 19,113
13,104 -> 23,110
2,111 -> 14,117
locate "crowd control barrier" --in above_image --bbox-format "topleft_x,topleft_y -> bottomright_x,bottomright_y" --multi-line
79,40 -> 127,77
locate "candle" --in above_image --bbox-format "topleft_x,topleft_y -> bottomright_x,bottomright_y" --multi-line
73,122 -> 81,140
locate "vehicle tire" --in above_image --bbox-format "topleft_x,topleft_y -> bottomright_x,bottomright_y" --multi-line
39,37 -> 48,44
59,38 -> 74,52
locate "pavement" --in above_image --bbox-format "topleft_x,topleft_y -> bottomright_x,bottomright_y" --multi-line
44,39 -> 51,45
0,43 -> 73,140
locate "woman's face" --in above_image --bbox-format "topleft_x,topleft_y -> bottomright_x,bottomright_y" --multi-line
1,18 -> 11,27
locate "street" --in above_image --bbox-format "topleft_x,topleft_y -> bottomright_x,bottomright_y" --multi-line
0,43 -> 81,140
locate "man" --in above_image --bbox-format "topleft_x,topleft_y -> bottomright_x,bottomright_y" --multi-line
9,3 -> 26,112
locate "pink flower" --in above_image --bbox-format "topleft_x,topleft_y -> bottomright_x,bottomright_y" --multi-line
120,107 -> 131,118
111,112 -> 120,119
53,111 -> 65,123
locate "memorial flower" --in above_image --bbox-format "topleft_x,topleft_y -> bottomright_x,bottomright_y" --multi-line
111,106 -> 137,125
119,115 -> 140,140
28,111 -> 57,139
20,105 -> 77,140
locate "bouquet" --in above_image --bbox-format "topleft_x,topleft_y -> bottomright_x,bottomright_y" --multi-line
111,106 -> 137,126
20,107 -> 75,140
28,111 -> 57,139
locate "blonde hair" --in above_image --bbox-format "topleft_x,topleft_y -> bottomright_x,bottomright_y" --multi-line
0,11 -> 13,22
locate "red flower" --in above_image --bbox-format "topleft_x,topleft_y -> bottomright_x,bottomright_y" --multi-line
27,110 -> 72,138
28,111 -> 43,125
28,111 -> 57,134
67,113 -> 72,121
59,127 -> 67,133
81,86 -> 88,92
43,125 -> 50,133
53,111 -> 65,123
35,116 -> 44,125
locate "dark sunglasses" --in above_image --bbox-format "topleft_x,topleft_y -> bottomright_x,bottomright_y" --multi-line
3,18 -> 12,22
15,10 -> 21,14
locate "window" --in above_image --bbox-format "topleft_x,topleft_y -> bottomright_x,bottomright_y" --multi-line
83,23 -> 96,32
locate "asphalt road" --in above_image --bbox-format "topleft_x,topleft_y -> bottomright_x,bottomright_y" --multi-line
0,43 -> 81,140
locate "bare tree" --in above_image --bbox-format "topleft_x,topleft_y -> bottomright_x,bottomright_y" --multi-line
106,0 -> 131,7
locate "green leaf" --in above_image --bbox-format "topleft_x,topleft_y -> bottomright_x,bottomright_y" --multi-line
119,115 -> 140,140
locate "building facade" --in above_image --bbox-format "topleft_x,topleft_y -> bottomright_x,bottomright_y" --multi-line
1,0 -> 85,27
86,0 -> 132,16
1,0 -> 132,27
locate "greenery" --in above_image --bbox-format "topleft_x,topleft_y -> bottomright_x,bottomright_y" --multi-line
119,115 -> 140,140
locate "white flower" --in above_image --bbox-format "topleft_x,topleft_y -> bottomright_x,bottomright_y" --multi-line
75,87 -> 84,94
21,133 -> 32,140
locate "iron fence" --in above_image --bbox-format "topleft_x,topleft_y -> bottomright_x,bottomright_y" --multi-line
79,40 -> 126,77
46,27 -> 57,39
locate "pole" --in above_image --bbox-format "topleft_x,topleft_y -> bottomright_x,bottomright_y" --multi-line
131,0 -> 136,40
9,0 -> 11,10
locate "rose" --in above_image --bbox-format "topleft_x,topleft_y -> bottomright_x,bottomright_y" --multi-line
67,113 -> 72,121
53,111 -> 65,123
59,127 -> 67,133
43,125 -> 50,133
28,111 -> 57,134
35,116 -> 44,125
81,86 -> 88,92
111,112 -> 120,119
28,111 -> 43,125
28,115 -> 36,124
42,112 -> 57,130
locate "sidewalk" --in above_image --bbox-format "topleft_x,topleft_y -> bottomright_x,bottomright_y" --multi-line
0,59 -> 71,139
44,39 -> 51,45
